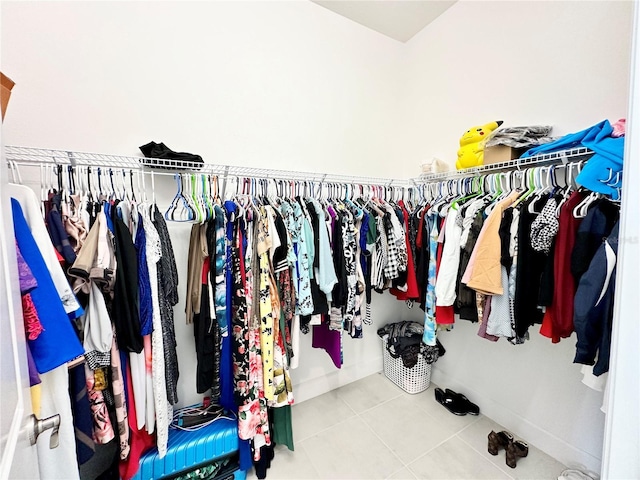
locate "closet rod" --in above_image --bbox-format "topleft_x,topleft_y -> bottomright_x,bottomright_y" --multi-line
415,147 -> 594,183
4,145 -> 410,187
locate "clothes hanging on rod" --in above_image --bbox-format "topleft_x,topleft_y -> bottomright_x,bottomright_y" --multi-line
171,172 -> 436,470
6,143 -> 621,479
7,163 -> 182,480
8,183 -> 86,480
4,146 -> 418,480
414,148 -> 622,382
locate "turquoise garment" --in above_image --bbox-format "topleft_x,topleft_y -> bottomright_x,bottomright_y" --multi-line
279,201 -> 300,299
422,216 -> 438,346
310,199 -> 337,299
288,201 -> 313,315
522,120 -> 625,199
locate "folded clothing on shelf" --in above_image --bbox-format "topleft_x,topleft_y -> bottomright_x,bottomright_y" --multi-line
485,125 -> 554,149
139,141 -> 204,170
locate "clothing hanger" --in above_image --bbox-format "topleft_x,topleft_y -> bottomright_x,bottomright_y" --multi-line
525,167 -> 548,213
212,175 -> 221,206
233,178 -> 258,220
83,166 -> 93,203
38,164 -> 47,216
7,159 -> 16,183
428,180 -> 448,216
66,165 -> 75,196
72,166 -> 85,213
555,164 -> 575,215
511,167 -> 538,208
450,176 -> 481,210
189,173 -> 202,223
108,169 -> 117,201
127,170 -> 137,204
185,173 -> 198,223
92,168 -> 102,201
112,168 -> 121,201
201,174 -> 213,220
96,167 -> 103,200
165,173 -> 195,222
573,191 -> 599,218
10,160 -> 21,185
138,169 -> 148,204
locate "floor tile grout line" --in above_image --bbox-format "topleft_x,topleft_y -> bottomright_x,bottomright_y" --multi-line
453,414 -> 483,435
298,414 -> 407,478
297,434 -> 336,479
358,414 -> 409,470
293,386 -> 406,443
294,409 -> 359,443
351,391 -> 406,416
292,375 -> 514,478
404,429 -> 465,468
385,465 -> 417,480
354,391 -> 446,456
404,433 -> 515,480
352,388 -> 489,468
341,393 -> 362,417
296,440 -> 323,479
456,434 -> 516,480
341,386 -> 402,415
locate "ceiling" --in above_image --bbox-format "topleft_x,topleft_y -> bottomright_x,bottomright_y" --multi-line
311,0 -> 457,43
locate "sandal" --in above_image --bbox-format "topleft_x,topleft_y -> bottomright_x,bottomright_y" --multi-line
445,388 -> 480,415
434,388 -> 467,416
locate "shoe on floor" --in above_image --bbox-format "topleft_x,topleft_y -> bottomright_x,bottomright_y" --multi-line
445,388 -> 480,415
434,388 -> 467,416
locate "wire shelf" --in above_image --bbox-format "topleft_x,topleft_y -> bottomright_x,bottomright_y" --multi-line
4,145 -> 595,190
415,147 -> 594,183
3,145 -> 410,187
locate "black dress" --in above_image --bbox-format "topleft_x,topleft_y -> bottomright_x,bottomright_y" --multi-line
112,203 -> 143,353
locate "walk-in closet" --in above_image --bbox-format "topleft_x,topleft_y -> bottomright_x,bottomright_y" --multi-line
1,2 -> 638,480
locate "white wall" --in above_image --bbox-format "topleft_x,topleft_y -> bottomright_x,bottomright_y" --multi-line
397,0 -> 634,472
399,0 -> 633,170
1,0 -> 635,474
0,0 -> 412,420
1,1 -> 409,177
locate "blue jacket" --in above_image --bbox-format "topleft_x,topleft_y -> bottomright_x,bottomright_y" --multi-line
573,220 -> 619,376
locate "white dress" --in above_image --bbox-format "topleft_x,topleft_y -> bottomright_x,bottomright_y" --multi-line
141,203 -> 171,457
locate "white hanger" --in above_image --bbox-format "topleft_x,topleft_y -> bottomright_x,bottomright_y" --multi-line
573,191 -> 599,218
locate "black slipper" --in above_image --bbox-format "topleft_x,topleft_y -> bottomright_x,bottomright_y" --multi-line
445,388 -> 480,415
434,388 -> 467,416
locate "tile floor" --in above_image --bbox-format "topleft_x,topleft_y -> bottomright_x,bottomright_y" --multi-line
247,373 -> 567,480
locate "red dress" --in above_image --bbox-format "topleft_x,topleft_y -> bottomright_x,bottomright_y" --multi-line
540,191 -> 587,342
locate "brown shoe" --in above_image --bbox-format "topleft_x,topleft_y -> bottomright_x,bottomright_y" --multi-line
487,430 -> 513,455
506,439 -> 529,468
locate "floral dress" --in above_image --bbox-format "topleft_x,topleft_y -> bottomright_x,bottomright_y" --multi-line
422,217 -> 438,346
236,212 -> 270,456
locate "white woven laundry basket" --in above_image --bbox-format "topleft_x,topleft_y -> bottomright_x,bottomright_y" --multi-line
382,335 -> 431,394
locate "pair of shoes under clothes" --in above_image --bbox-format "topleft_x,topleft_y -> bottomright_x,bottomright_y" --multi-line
487,430 -> 529,468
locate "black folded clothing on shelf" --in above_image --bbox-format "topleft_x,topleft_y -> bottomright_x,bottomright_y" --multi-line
139,141 -> 204,170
